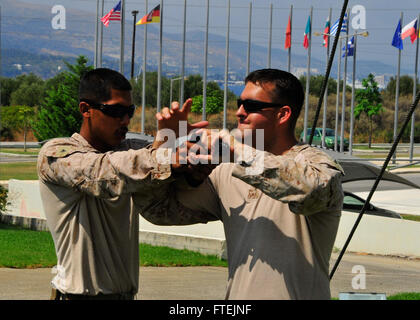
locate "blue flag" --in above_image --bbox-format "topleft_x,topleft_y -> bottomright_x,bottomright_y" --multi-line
342,36 -> 354,57
392,19 -> 403,50
330,13 -> 347,36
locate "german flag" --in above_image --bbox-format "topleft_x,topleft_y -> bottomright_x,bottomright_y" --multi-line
136,5 -> 160,25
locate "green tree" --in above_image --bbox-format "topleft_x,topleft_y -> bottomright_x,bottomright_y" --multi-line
0,77 -> 20,106
32,56 -> 93,141
354,73 -> 383,148
191,81 -> 224,115
385,75 -> 417,97
0,105 -> 36,150
10,82 -> 45,107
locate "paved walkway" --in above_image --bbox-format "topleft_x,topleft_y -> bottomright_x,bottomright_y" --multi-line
1,252 -> 420,300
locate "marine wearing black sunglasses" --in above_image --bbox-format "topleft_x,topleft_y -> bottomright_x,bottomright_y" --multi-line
237,99 -> 283,113
81,99 -> 136,119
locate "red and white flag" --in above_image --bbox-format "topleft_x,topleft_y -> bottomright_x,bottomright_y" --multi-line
401,18 -> 418,43
101,1 -> 121,27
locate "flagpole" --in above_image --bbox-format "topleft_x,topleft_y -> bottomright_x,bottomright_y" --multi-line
120,0 -> 125,74
335,39 -> 342,151
141,0 -> 148,134
223,0 -> 230,129
94,0 -> 100,68
267,3 -> 273,68
157,0 -> 163,122
303,7 -> 312,143
409,14 -> 419,162
180,0 -> 187,106
393,12 -> 403,164
349,34 -> 357,155
246,2 -> 252,76
99,0 -> 104,67
340,9 -> 350,153
322,8 -> 332,149
202,0 -> 209,121
287,5 -> 292,73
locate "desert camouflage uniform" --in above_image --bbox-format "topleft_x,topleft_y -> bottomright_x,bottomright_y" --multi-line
141,144 -> 344,300
37,133 -> 172,296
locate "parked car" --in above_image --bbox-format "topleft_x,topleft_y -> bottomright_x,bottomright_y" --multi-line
342,191 -> 402,219
299,127 -> 349,150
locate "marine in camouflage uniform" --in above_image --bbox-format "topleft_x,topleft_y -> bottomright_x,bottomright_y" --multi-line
144,68 -> 345,299
36,68 -> 206,300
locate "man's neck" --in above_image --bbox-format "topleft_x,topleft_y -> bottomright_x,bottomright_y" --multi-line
267,135 -> 298,156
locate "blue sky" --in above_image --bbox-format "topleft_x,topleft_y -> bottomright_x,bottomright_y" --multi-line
5,0 -> 420,75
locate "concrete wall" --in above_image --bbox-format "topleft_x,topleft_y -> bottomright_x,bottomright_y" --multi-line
3,179 -> 420,258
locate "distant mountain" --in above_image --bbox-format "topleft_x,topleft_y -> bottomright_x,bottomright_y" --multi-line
1,0 -> 412,81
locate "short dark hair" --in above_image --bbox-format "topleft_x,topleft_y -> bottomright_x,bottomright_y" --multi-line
79,68 -> 132,103
245,68 -> 304,129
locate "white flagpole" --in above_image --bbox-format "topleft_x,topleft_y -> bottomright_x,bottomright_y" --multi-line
349,35 -> 357,155
157,0 -> 163,119
335,39 -> 342,151
94,0 -> 100,68
120,0 -> 125,74
267,3 -> 273,68
202,0 -> 209,121
303,7 -> 312,143
409,14 -> 419,162
99,0 -> 104,67
223,0 -> 230,129
393,12 -> 403,164
246,2 -> 252,76
180,0 -> 187,106
340,9 -> 350,153
322,8 -> 332,149
141,0 -> 148,134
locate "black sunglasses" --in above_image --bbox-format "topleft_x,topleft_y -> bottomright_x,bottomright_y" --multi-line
237,99 -> 283,113
82,99 -> 136,119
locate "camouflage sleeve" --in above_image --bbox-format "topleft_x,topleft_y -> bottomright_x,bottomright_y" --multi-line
232,145 -> 344,216
37,141 -> 173,199
134,175 -> 222,225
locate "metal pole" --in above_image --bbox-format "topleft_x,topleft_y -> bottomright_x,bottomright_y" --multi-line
203,0 -> 209,121
267,3 -> 273,68
335,39 -> 342,151
98,0 -> 104,67
120,0 -> 125,74
157,0 -> 163,116
246,2 -> 252,76
130,10 -> 139,79
141,0 -> 148,134
287,5 -> 292,73
393,12 -> 403,164
180,0 -> 187,106
303,7 -> 312,143
340,9 -> 350,153
94,0 -> 100,68
409,13 -> 419,162
349,35 -> 357,155
223,0 -> 230,129
322,8 -> 332,149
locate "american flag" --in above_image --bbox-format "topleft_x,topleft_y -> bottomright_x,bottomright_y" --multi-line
101,1 -> 121,27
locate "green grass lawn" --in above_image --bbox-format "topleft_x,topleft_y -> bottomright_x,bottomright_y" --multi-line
0,162 -> 39,180
0,223 -> 227,268
0,148 -> 40,155
401,214 -> 420,222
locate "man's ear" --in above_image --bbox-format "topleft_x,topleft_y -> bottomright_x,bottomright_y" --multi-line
79,102 -> 91,118
277,105 -> 292,125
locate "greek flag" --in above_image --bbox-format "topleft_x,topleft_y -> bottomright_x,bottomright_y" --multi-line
330,13 -> 347,36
